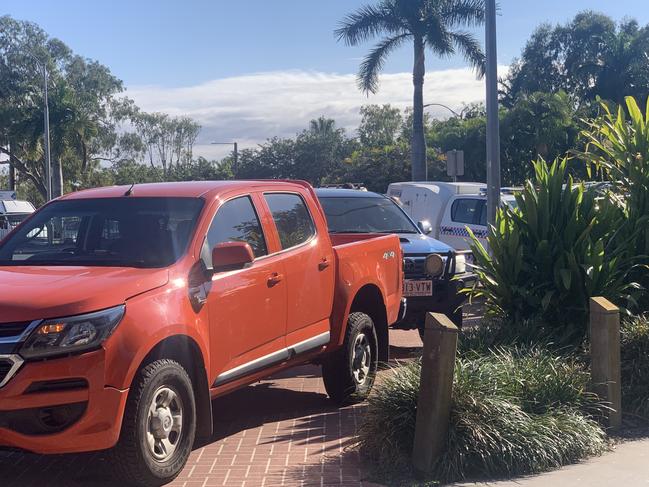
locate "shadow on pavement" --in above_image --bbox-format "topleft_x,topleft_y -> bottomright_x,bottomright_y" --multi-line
0,366 -> 348,487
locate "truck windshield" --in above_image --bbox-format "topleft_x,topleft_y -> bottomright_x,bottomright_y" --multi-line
319,196 -> 420,234
0,197 -> 204,268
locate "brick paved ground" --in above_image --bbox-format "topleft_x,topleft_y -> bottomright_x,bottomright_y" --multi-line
0,328 -> 425,487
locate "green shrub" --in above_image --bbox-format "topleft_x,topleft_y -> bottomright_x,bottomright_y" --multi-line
466,157 -> 640,347
621,315 -> 649,418
358,349 -> 607,484
579,96 -> 649,310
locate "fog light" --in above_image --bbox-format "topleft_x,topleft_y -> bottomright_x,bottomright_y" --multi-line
425,254 -> 444,277
455,254 -> 467,274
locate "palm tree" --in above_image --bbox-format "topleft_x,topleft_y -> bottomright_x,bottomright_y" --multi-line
336,0 -> 486,181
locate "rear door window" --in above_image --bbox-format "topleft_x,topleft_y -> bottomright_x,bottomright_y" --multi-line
478,200 -> 488,226
264,193 -> 316,250
451,198 -> 481,225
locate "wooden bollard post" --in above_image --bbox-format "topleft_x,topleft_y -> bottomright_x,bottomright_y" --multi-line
412,312 -> 458,477
589,297 -> 622,430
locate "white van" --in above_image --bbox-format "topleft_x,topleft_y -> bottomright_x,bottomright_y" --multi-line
0,191 -> 35,240
387,182 -> 517,251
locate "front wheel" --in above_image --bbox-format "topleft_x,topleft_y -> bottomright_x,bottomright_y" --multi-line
110,359 -> 196,487
322,312 -> 378,405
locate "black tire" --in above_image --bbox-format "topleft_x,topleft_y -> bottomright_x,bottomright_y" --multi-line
418,307 -> 463,341
322,312 -> 378,405
110,359 -> 196,487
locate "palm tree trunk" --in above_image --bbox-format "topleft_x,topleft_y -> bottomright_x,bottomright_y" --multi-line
411,36 -> 427,181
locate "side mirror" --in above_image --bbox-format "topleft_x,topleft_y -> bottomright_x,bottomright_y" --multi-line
211,241 -> 254,272
417,220 -> 433,235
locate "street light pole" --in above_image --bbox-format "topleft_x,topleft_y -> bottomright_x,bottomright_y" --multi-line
423,103 -> 464,118
485,0 -> 501,227
42,64 -> 52,201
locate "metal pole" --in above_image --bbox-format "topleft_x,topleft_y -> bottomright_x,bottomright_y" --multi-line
42,65 -> 52,201
7,144 -> 16,191
485,0 -> 501,227
233,142 -> 238,176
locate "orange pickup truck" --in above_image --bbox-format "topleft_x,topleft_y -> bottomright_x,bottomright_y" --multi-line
0,180 -> 404,486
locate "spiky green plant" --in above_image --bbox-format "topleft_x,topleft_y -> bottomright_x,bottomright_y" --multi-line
465,157 -> 641,347
578,96 -> 649,308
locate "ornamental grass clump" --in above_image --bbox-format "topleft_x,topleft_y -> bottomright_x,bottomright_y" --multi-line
358,348 -> 607,484
621,315 -> 649,418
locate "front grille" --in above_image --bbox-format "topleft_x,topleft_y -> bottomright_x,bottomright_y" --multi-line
403,253 -> 451,279
404,256 -> 427,279
0,322 -> 31,339
0,356 -> 23,388
0,360 -> 12,385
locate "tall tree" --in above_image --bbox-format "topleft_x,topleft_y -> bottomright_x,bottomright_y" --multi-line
0,15 -> 123,201
336,0 -> 486,181
358,104 -> 403,147
504,11 -> 649,107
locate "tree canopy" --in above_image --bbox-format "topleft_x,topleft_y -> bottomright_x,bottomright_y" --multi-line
503,11 -> 649,107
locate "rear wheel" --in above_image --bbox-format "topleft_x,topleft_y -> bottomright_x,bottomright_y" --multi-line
322,312 -> 378,405
110,359 -> 196,487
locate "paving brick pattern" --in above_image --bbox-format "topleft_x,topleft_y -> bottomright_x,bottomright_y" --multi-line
0,329 -> 427,487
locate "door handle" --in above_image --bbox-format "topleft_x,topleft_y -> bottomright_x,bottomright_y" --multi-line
267,272 -> 284,287
318,258 -> 330,271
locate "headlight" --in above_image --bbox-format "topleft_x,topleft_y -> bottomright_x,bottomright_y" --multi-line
425,254 -> 444,277
455,254 -> 467,274
20,305 -> 125,359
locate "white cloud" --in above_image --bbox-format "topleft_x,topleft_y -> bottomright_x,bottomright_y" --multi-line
126,67 -> 508,160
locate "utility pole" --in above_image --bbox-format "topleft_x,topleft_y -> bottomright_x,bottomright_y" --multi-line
485,0 -> 501,227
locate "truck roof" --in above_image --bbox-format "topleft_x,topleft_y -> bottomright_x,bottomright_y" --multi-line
59,180 -> 308,200
315,188 -> 383,198
0,199 -> 35,214
389,181 -> 487,195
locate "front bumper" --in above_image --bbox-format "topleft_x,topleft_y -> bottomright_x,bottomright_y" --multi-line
0,348 -> 129,454
396,273 -> 476,329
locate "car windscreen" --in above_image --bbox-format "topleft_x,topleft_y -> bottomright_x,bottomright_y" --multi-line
0,197 -> 204,268
319,196 -> 419,234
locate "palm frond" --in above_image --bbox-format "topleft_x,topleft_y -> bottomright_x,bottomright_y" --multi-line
335,3 -> 404,46
451,30 -> 486,77
441,0 -> 486,27
424,14 -> 454,57
358,33 -> 411,94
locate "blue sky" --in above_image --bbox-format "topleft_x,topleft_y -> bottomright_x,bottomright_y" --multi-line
4,0 -> 647,86
4,0 -> 648,157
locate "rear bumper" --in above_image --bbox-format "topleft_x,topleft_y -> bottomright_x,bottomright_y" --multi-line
0,349 -> 129,454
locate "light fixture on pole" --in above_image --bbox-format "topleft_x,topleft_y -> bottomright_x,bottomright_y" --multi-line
485,0 -> 501,227
211,142 -> 238,175
423,103 -> 465,119
28,53 -> 52,201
